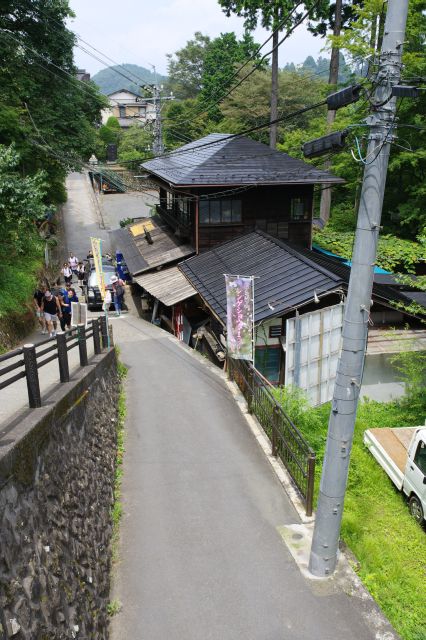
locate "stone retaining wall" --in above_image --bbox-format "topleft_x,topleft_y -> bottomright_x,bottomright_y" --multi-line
0,349 -> 119,639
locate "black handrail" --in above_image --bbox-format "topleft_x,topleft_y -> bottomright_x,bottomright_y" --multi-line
0,318 -> 111,409
228,357 -> 316,516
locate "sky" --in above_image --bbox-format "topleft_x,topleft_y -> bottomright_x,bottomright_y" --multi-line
68,0 -> 326,77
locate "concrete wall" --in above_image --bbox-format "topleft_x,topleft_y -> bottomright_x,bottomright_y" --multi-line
0,349 -> 119,639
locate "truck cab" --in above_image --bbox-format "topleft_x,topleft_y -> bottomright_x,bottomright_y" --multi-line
364,426 -> 426,524
404,429 -> 426,523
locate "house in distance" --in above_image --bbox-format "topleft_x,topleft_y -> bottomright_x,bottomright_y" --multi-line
141,133 -> 344,251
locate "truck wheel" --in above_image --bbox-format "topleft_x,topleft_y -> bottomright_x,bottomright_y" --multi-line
409,495 -> 424,524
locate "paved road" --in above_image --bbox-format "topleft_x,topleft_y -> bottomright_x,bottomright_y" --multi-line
100,190 -> 158,229
109,316 -> 393,640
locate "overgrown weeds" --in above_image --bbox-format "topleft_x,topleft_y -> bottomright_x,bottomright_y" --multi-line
111,349 -> 127,562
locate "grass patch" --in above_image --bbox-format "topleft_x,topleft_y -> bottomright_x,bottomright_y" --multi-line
0,237 -> 44,319
111,349 -> 128,562
107,599 -> 122,617
274,385 -> 426,640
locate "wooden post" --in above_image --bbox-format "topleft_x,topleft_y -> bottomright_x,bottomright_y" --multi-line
23,344 -> 41,408
92,318 -> 101,355
56,332 -> 70,383
77,324 -> 88,366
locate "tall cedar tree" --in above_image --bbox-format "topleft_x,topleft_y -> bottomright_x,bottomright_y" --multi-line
218,0 -> 329,148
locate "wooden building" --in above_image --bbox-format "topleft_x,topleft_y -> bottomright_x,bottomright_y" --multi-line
141,133 -> 344,252
178,231 -> 425,394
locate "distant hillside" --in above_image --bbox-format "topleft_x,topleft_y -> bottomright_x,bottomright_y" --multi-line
92,64 -> 168,96
283,54 -> 355,84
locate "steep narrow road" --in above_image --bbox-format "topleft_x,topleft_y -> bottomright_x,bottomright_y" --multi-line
110,316 -> 394,640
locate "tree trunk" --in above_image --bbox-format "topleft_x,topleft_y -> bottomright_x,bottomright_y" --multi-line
269,28 -> 279,149
319,0 -> 343,225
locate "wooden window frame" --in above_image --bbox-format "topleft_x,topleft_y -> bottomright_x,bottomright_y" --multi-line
199,199 -> 242,225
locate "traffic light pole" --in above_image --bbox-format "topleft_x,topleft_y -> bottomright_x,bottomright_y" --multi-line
309,0 -> 409,577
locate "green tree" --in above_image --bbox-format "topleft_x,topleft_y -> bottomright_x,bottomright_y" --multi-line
118,124 -> 153,163
0,0 -> 106,203
220,67 -> 328,143
331,0 -> 426,237
218,0 -> 329,148
166,32 -> 211,99
199,31 -> 262,121
163,99 -> 214,149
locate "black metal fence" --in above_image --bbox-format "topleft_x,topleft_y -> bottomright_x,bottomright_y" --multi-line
228,358 -> 316,516
0,317 -> 111,409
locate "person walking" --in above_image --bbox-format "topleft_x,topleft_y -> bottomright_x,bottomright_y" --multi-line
62,262 -> 72,285
110,275 -> 124,316
76,262 -> 86,290
33,284 -> 47,334
68,252 -> 79,278
58,284 -> 72,330
67,287 -> 79,306
41,290 -> 62,338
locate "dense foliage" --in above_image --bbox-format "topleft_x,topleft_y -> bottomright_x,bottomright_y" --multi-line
0,0 -> 106,203
313,228 -> 425,273
0,145 -> 46,317
0,0 -> 106,332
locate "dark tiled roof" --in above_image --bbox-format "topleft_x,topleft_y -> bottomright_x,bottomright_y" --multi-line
111,219 -> 195,276
179,231 -> 343,324
142,133 -> 345,187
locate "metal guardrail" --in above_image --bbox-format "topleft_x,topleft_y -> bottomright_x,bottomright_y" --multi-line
228,358 -> 316,516
0,317 -> 111,409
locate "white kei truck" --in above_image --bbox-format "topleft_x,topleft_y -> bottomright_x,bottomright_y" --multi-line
364,426 -> 426,525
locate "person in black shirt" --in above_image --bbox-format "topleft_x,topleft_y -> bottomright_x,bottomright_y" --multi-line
33,285 -> 47,334
41,291 -> 62,338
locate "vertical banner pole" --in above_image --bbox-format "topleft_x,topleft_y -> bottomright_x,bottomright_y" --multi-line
252,275 -> 255,369
225,274 -> 256,363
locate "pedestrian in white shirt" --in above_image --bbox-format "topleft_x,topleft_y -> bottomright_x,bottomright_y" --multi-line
68,252 -> 79,276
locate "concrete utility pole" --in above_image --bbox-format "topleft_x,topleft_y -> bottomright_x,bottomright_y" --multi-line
309,0 -> 409,577
152,83 -> 164,156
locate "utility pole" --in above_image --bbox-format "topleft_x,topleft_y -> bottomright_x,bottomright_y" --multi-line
152,83 -> 164,155
309,0 -> 409,577
141,65 -> 174,156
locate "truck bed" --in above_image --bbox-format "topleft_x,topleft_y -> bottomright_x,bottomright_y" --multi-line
363,427 -> 417,490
